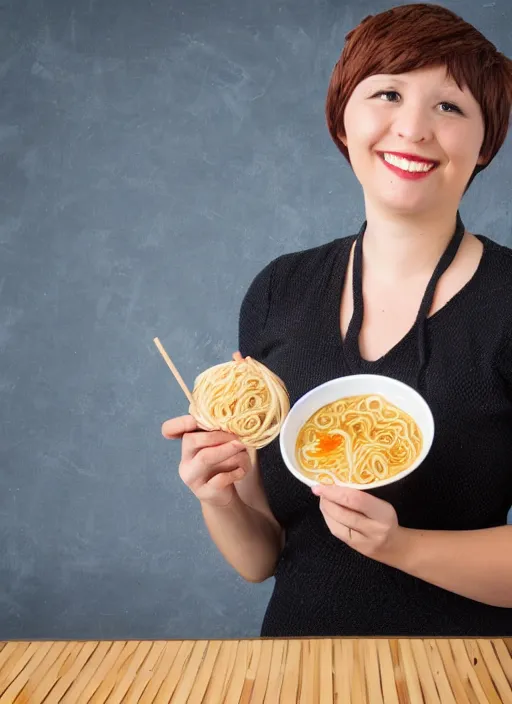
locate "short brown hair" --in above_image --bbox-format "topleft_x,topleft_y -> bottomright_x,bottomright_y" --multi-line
325,3 -> 512,182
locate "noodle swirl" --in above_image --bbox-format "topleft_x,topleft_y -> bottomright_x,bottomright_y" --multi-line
295,394 -> 422,485
190,355 -> 290,449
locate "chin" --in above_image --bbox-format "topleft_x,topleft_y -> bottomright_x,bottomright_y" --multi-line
374,196 -> 434,216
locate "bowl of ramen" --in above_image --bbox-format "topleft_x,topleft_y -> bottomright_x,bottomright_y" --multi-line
279,374 -> 434,490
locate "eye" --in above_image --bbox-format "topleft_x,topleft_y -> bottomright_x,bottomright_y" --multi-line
373,90 -> 401,103
372,92 -> 464,115
439,102 -> 463,115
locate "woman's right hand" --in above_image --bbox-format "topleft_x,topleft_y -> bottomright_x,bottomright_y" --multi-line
161,415 -> 253,507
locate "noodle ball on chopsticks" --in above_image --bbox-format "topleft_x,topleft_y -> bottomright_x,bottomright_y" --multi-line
189,352 -> 290,449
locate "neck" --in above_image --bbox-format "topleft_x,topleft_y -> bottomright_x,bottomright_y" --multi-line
361,202 -> 463,282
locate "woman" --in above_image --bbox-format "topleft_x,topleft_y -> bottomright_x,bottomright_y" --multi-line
163,4 -> 512,636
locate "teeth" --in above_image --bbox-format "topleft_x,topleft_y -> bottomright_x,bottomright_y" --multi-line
383,153 -> 435,173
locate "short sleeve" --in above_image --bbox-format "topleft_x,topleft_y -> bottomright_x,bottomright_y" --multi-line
238,258 -> 277,362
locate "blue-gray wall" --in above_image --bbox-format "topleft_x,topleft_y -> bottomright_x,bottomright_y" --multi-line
0,0 -> 510,639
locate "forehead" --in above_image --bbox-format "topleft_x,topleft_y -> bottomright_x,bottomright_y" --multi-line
361,65 -> 466,92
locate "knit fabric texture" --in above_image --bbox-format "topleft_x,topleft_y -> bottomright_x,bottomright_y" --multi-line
238,232 -> 512,637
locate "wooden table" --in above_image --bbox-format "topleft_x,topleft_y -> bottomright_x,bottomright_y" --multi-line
0,638 -> 511,703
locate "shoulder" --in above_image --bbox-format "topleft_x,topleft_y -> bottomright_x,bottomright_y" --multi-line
238,235 -> 354,357
243,235 -> 354,301
479,234 -> 512,272
478,235 -> 512,301
276,234 -> 354,272
476,236 -> 512,382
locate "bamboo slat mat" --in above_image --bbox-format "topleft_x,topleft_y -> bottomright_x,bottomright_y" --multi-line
0,638 -> 510,703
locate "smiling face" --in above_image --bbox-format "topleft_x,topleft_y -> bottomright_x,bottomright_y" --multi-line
339,65 -> 486,216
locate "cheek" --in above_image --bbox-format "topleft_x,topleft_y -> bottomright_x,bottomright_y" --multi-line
353,125 -> 383,152
343,105 -> 386,153
442,125 -> 484,169
344,123 -> 385,185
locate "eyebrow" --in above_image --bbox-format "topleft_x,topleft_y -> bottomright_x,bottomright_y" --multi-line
367,75 -> 407,83
366,75 -> 463,92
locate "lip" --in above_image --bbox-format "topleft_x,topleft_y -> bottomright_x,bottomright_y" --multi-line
378,152 -> 439,181
378,151 -> 440,165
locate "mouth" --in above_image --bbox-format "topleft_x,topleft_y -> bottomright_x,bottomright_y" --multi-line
378,152 -> 440,180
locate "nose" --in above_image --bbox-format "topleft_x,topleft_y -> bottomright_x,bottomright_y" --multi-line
392,103 -> 433,144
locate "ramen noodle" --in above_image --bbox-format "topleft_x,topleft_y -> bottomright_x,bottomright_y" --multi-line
190,354 -> 290,449
295,394 -> 422,485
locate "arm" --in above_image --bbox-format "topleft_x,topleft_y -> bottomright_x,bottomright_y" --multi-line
389,525 -> 512,608
315,331 -> 512,606
201,449 -> 284,583
204,256 -> 285,582
314,484 -> 512,608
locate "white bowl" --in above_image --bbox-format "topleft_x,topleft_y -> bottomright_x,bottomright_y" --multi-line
279,374 -> 435,491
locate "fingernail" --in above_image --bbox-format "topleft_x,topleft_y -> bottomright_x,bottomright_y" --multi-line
311,486 -> 321,495
232,441 -> 245,449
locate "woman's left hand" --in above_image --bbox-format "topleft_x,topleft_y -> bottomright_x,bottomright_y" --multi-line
312,484 -> 408,565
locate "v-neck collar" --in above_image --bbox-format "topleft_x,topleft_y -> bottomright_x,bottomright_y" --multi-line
330,212 -> 476,388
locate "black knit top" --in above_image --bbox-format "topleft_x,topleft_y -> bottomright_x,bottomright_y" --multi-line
238,218 -> 512,637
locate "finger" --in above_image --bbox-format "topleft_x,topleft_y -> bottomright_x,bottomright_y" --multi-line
212,454 -> 251,474
183,429 -> 244,462
196,441 -> 248,472
201,453 -> 251,483
207,467 -> 246,490
323,514 -> 362,543
183,442 -> 248,485
319,498 -> 368,536
180,450 -> 249,488
313,485 -> 385,519
162,415 -> 198,439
